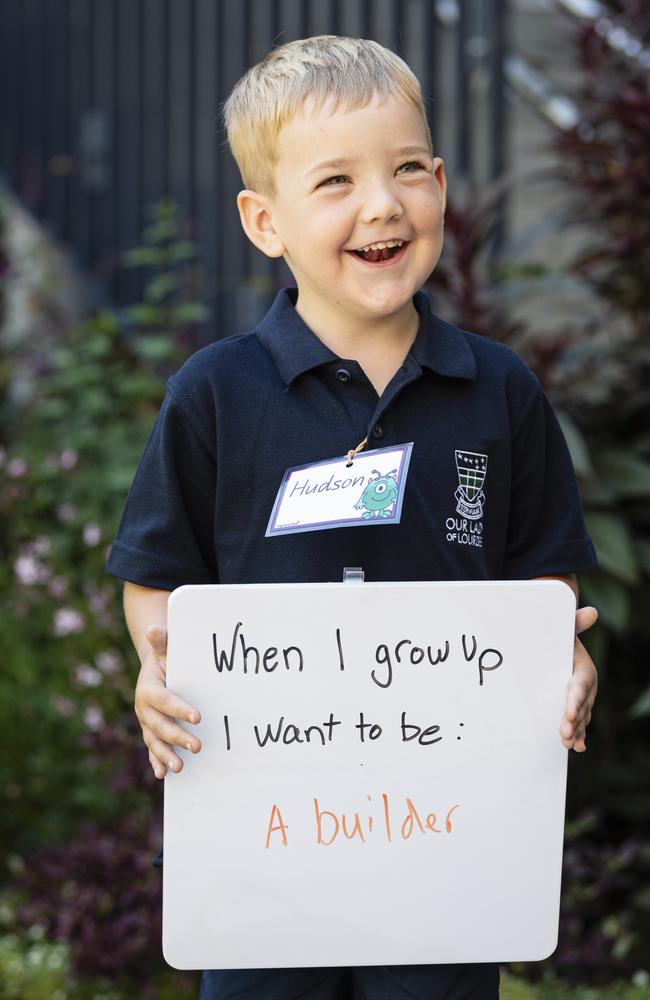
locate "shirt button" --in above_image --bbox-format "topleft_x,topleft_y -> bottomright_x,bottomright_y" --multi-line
336,368 -> 351,383
372,424 -> 384,439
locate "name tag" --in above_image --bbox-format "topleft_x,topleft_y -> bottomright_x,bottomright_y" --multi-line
266,443 -> 413,537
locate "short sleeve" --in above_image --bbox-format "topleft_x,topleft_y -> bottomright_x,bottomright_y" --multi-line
106,385 -> 217,589
502,387 -> 597,579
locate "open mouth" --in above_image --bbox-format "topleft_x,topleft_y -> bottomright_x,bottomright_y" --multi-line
348,239 -> 409,264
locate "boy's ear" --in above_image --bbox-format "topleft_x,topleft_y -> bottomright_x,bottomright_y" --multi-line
433,157 -> 447,218
236,190 -> 286,259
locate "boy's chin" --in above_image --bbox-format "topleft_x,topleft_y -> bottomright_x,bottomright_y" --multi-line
346,293 -> 418,323
351,279 -> 424,312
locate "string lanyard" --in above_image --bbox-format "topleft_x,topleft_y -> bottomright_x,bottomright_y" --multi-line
346,436 -> 368,468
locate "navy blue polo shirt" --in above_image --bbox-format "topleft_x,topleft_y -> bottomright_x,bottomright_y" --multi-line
106,287 -> 597,588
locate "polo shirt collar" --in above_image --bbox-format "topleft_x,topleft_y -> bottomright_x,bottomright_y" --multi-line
411,291 -> 477,380
256,286 -> 477,386
256,288 -> 337,386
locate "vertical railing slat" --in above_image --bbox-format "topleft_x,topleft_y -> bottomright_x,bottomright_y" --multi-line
114,0 -> 142,302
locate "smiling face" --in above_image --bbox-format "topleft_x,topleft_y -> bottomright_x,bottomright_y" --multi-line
239,92 -> 447,337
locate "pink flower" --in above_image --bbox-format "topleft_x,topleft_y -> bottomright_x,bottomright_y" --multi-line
84,581 -> 110,613
84,704 -> 104,732
47,577 -> 68,599
53,607 -> 85,636
59,449 -> 78,470
75,664 -> 102,687
96,649 -> 123,675
52,695 -> 75,717
83,523 -> 102,547
56,503 -> 77,523
32,536 -> 51,557
7,457 -> 28,478
14,555 -> 42,586
14,547 -> 51,585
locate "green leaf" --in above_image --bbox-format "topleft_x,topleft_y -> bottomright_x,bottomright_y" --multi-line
123,304 -> 165,327
564,812 -> 598,840
580,478 -> 617,504
637,539 -> 650,575
167,240 -> 199,262
556,411 -> 593,478
151,197 -> 177,221
579,572 -> 630,632
144,272 -> 183,303
143,218 -> 177,243
122,246 -> 164,268
593,449 -> 650,498
131,334 -> 174,362
629,685 -> 650,719
584,512 -> 639,584
89,309 -> 120,337
169,302 -> 211,325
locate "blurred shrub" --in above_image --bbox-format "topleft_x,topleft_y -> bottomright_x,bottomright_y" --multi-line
430,0 -> 650,985
0,927 -> 77,1000
0,921 -> 196,1000
6,719 -> 197,994
0,302 -> 166,857
0,199 -> 203,991
554,814 -> 650,984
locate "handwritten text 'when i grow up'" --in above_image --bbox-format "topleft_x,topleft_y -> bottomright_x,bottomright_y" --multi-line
211,623 -> 504,690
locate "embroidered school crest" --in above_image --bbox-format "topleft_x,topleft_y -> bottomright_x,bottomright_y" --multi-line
454,450 -> 488,520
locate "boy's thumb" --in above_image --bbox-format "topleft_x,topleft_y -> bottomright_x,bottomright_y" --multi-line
575,605 -> 598,636
145,624 -> 168,656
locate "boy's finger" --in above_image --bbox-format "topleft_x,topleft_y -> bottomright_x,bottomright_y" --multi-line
574,700 -> 593,727
144,729 -> 184,773
575,606 -> 598,636
145,712 -> 202,754
148,749 -> 167,780
150,685 -> 201,725
565,681 -> 588,721
560,724 -> 587,751
145,624 -> 168,658
560,701 -> 593,742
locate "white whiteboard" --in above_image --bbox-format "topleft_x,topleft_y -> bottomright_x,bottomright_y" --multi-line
163,580 -> 575,970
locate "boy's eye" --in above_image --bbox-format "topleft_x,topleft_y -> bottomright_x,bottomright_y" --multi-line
320,175 -> 349,187
397,160 -> 426,174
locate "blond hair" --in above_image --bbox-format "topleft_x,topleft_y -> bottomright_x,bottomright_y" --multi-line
223,35 -> 432,196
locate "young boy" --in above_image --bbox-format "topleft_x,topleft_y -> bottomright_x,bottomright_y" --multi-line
107,35 -> 598,1000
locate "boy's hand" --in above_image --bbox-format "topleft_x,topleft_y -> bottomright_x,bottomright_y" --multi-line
560,606 -> 598,752
135,624 -> 202,779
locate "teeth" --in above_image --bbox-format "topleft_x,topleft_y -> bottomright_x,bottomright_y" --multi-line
357,239 -> 404,253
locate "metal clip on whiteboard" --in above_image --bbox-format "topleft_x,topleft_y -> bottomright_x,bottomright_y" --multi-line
343,567 -> 365,584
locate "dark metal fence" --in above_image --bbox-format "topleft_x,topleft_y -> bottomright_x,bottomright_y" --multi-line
0,0 -> 507,340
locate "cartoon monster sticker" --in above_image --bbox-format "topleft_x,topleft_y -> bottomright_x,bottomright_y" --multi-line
354,469 -> 399,519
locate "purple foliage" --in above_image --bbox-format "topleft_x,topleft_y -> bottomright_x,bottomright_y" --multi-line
428,200 -> 524,347
552,1 -> 650,329
16,816 -> 163,981
10,716 -> 180,988
553,829 -> 650,984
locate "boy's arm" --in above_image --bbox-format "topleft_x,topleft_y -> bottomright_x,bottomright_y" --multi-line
533,574 -> 598,753
124,582 -> 201,779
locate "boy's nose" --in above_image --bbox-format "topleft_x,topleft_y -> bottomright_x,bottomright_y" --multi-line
358,181 -> 403,225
